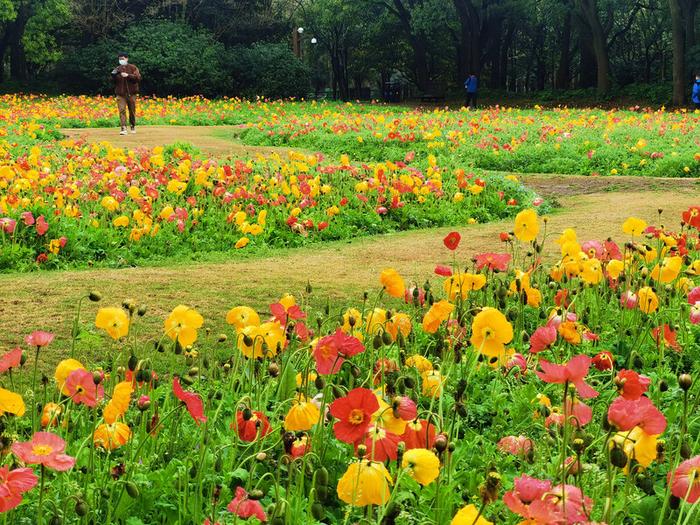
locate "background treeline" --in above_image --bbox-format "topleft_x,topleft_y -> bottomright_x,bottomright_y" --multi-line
0,0 -> 698,104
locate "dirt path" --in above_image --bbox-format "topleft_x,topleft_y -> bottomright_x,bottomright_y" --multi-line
2,191 -> 698,356
62,126 -> 700,199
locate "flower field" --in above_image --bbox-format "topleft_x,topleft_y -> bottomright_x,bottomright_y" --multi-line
1,209 -> 700,524
1,95 -> 700,524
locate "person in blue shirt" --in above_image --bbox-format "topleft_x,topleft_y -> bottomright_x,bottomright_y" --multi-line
693,74 -> 700,109
464,73 -> 478,109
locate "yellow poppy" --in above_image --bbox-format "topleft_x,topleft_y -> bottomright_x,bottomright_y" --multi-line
226,306 -> 260,331
385,313 -> 411,341
451,504 -> 493,525
402,448 -> 440,485
380,268 -> 405,298
611,426 -> 659,473
337,460 -> 392,506
444,273 -> 486,301
406,354 -> 433,373
95,307 -> 130,340
650,256 -> 682,283
422,300 -> 454,334
103,381 -> 133,424
284,395 -> 320,431
607,259 -> 625,280
94,422 -> 132,450
637,287 -> 659,314
622,217 -> 647,236
164,305 -> 204,347
365,308 -> 387,335
0,387 -> 25,417
341,308 -> 363,333
421,370 -> 444,397
470,307 -> 513,356
513,209 -> 539,242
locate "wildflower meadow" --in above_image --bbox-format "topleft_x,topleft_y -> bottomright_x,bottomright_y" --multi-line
0,95 -> 699,525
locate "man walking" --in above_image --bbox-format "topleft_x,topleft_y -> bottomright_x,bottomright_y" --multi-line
464,72 -> 478,109
111,52 -> 141,135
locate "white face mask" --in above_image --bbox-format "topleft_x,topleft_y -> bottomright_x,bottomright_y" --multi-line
119,59 -> 128,66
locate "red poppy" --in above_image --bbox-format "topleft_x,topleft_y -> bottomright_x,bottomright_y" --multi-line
313,329 -> 364,375
474,252 -> 511,272
443,231 -> 461,251
565,397 -> 592,427
434,265 -> 453,277
0,347 -> 22,374
232,411 -> 272,442
682,206 -> 700,229
172,377 -> 207,425
651,324 -> 681,351
615,369 -> 650,400
401,419 -> 436,450
329,387 -> 379,444
270,302 -> 306,324
503,475 -> 563,523
592,351 -> 614,371
289,435 -> 311,458
535,355 -> 598,398
529,325 -> 557,354
359,426 -> 401,461
227,487 -> 267,522
393,396 -> 417,421
553,289 -> 570,308
499,232 -> 511,242
607,396 -> 666,434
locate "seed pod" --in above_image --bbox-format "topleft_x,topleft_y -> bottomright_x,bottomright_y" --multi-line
128,354 -> 138,371
125,481 -> 139,498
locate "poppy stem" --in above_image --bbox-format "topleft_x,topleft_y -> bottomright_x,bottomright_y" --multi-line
36,464 -> 45,525
31,345 -> 40,432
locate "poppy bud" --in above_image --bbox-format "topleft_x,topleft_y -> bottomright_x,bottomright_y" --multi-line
242,408 -> 253,420
49,516 -> 62,525
659,379 -> 668,392
189,465 -> 197,478
680,441 -> 691,460
350,365 -> 361,378
137,395 -> 150,411
315,467 -> 329,488
125,481 -> 139,498
155,341 -> 165,353
403,376 -> 416,389
679,374 -> 692,391
243,334 -> 254,346
373,334 -> 383,349
181,374 -> 195,386
434,433 -> 448,453
382,331 -> 393,346
268,362 -> 280,377
249,489 -> 264,500
255,452 -> 267,461
188,367 -> 198,377
311,502 -> 324,519
88,291 -> 102,302
635,473 -> 654,495
217,334 -> 227,343
75,499 -> 88,516
572,438 -> 586,453
357,444 -> 367,458
92,371 -> 103,385
670,495 -> 680,510
127,354 -> 138,371
137,305 -> 147,317
313,375 -> 325,390
122,299 -> 137,314
610,444 -> 628,468
20,352 -> 27,366
306,281 -> 313,294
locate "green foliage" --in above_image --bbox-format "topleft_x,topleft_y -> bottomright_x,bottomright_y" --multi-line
228,43 -> 310,99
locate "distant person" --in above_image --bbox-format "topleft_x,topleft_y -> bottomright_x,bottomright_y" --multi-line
111,52 -> 141,135
464,73 -> 478,109
693,74 -> 700,110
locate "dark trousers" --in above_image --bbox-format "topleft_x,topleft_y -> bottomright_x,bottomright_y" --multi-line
465,92 -> 477,109
117,95 -> 137,128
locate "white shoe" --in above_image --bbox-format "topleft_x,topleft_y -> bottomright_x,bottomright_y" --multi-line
120,129 -> 127,135
130,128 -> 136,134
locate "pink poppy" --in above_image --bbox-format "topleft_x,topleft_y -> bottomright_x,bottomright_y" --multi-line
313,329 -> 364,375
691,303 -> 700,325
549,484 -> 594,524
620,290 -> 638,309
11,432 -> 76,471
506,353 -> 528,374
688,287 -> 700,305
172,377 -> 207,425
0,466 -> 38,512
607,396 -> 666,434
65,368 -> 104,407
529,325 -> 557,353
24,331 -> 54,348
226,487 -> 267,522
474,252 -> 511,272
668,455 -> 700,503
503,475 -> 564,524
35,215 -> 48,236
0,348 -> 22,374
404,286 -> 425,306
394,396 -> 417,421
0,218 -> 16,234
20,212 -> 35,226
497,435 -> 533,456
565,397 -> 593,427
535,355 -> 598,398
269,302 -> 306,324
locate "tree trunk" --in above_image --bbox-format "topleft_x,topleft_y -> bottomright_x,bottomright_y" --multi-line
681,0 -> 697,50
392,0 -> 430,91
576,14 -> 596,88
556,8 -> 573,89
7,7 -> 30,82
669,0 -> 686,105
578,0 -> 611,92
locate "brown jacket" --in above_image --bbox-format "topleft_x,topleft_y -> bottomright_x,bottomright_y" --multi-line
111,64 -> 142,96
